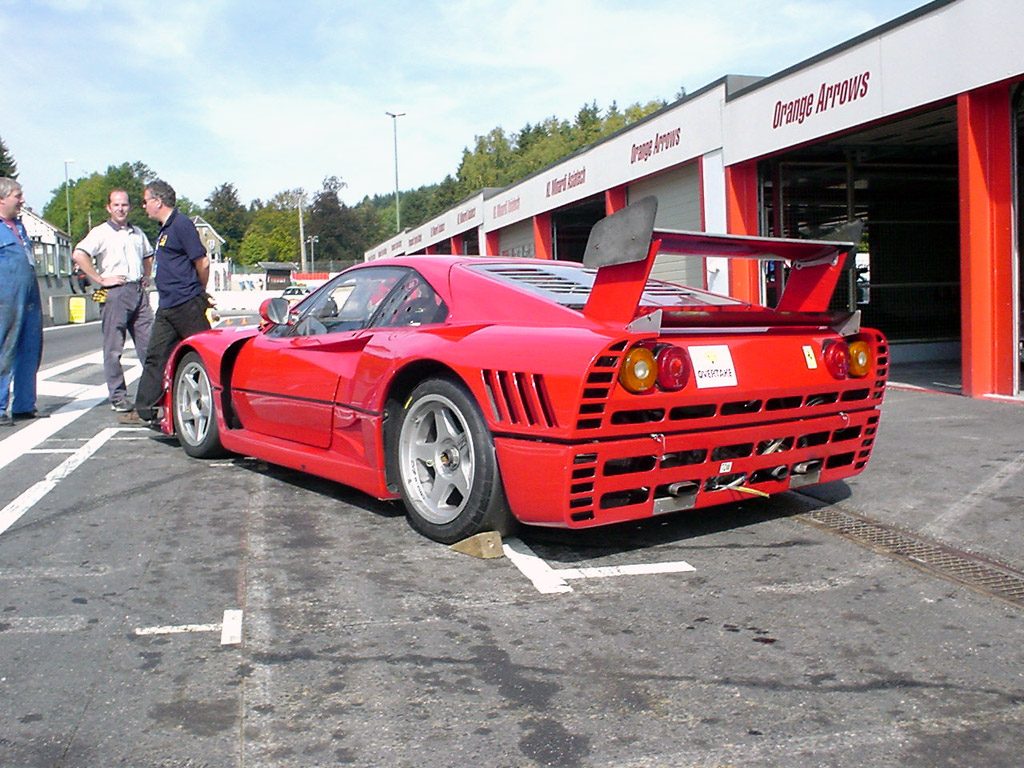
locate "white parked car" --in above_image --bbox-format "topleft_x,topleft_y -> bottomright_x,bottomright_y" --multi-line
281,285 -> 310,305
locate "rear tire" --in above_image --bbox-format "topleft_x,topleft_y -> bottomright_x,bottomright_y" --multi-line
395,378 -> 511,543
172,351 -> 227,458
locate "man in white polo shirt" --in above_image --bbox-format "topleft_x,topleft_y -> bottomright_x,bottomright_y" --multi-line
73,188 -> 155,412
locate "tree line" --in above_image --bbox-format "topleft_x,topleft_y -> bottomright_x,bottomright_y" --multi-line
2,98 -> 666,271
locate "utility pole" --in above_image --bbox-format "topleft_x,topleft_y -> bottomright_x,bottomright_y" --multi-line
385,111 -> 405,232
296,191 -> 306,273
63,159 -> 75,237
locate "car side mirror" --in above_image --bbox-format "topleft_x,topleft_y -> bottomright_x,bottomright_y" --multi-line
259,297 -> 292,325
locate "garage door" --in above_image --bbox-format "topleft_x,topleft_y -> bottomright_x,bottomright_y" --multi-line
629,163 -> 703,288
498,220 -> 535,259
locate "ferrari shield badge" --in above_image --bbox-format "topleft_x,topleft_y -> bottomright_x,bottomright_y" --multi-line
802,345 -> 818,369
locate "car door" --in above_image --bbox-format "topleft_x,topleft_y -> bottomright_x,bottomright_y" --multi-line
231,267 -> 408,449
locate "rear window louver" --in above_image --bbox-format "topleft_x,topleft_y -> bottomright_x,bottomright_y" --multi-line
480,266 -> 592,300
473,263 -> 704,307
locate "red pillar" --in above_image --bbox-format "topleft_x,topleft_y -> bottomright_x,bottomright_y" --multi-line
725,161 -> 761,303
533,213 -> 553,260
958,84 -> 1015,397
605,186 -> 627,215
484,231 -> 500,257
450,233 -> 464,255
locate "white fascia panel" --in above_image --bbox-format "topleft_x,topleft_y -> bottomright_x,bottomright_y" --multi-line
724,0 -> 1024,165
485,85 -> 726,232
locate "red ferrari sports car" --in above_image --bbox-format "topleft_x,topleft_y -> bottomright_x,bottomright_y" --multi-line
160,198 -> 887,543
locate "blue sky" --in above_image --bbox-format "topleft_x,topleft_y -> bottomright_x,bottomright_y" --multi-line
4,0 -> 929,216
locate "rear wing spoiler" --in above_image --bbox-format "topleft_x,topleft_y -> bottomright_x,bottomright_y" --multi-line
582,196 -> 859,323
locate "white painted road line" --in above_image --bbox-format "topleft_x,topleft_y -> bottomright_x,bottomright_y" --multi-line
134,623 -> 223,637
0,564 -> 115,579
133,609 -> 244,646
0,427 -> 141,538
34,348 -> 106,379
503,537 -> 696,594
923,450 -> 1024,537
221,609 -> 244,645
0,351 -> 142,473
1,615 -> 92,633
502,538 -> 574,594
559,561 -> 696,580
0,386 -> 108,472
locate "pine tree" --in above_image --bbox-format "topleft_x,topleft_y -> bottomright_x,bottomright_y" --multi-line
203,182 -> 250,257
0,136 -> 18,178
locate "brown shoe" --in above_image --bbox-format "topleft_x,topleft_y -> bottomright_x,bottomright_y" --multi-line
118,411 -> 144,425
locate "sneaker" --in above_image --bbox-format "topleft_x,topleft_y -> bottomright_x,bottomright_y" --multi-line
110,399 -> 133,413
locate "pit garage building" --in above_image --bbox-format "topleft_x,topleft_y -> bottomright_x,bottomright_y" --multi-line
366,0 -> 1024,399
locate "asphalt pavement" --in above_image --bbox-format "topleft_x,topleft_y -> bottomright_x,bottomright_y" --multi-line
821,362 -> 1024,576
1,350 -> 1022,767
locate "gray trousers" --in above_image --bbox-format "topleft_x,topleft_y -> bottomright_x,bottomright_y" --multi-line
100,282 -> 154,403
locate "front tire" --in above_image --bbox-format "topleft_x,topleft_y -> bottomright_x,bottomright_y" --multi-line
396,378 -> 511,543
172,351 -> 226,458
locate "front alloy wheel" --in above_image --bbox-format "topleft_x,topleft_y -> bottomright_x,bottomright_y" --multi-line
172,351 -> 225,458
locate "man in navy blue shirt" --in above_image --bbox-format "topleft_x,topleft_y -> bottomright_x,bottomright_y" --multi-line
128,179 -> 212,425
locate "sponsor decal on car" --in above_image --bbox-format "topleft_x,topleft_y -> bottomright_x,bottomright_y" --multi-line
689,345 -> 738,389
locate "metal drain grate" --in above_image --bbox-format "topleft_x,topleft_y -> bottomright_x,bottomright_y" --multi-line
800,507 -> 1024,606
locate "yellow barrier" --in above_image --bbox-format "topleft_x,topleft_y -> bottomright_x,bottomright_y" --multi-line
69,296 -> 87,324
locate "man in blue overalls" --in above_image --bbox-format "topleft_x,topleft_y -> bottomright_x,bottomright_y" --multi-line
0,177 -> 43,426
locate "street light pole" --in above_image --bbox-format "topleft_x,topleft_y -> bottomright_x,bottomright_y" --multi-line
63,159 -> 75,237
306,235 -> 318,273
385,111 -> 405,233
296,191 -> 306,273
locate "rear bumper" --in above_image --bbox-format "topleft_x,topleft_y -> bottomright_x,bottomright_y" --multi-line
495,407 -> 881,528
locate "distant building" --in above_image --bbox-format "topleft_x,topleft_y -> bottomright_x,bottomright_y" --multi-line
192,215 -> 225,261
192,214 -> 230,290
19,208 -> 91,326
21,207 -> 72,277
259,262 -> 299,291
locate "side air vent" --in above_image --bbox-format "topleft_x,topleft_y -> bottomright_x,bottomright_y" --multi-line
482,370 -> 556,427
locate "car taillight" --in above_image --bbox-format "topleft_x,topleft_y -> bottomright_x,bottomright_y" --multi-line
655,345 -> 689,391
847,339 -> 872,378
619,346 -> 657,393
823,340 -> 849,379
